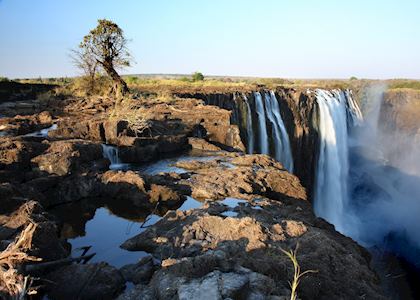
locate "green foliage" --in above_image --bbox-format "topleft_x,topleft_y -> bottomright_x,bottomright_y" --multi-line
125,76 -> 139,84
80,19 -> 131,70
350,76 -> 358,80
179,76 -> 191,82
0,77 -> 9,82
75,19 -> 131,97
192,72 -> 204,81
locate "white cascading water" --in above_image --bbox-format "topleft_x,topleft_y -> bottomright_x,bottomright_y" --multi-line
314,89 -> 362,232
264,92 -> 283,158
254,92 -> 269,154
243,94 -> 255,154
101,144 -> 121,168
263,92 -> 294,172
268,91 -> 294,172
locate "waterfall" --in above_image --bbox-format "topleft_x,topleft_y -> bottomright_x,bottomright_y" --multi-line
254,92 -> 269,155
243,94 -> 254,154
264,92 -> 282,159
102,144 -> 121,168
314,89 -> 358,231
268,91 -> 294,172
262,92 -> 294,172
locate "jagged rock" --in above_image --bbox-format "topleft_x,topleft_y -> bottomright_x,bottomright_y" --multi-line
0,111 -> 53,136
0,182 -> 26,214
31,139 -> 103,176
0,137 -> 48,170
188,137 -> 222,151
178,154 -> 306,202
49,117 -> 105,141
148,184 -> 183,206
122,195 -> 384,299
119,255 -> 156,284
46,262 -> 125,300
100,170 -> 149,204
116,284 -> 155,300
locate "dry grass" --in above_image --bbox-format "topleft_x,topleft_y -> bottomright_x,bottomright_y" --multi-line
281,243 -> 318,300
0,223 -> 41,299
109,97 -> 152,136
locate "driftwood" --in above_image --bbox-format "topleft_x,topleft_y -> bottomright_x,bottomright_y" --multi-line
0,223 -> 40,299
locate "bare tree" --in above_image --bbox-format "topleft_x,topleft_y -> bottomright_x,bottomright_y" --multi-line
70,48 -> 98,94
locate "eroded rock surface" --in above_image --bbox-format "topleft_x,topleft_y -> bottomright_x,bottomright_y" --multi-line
120,155 -> 384,300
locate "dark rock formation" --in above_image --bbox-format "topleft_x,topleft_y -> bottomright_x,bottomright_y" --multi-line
31,139 -> 103,176
46,262 -> 125,300
175,89 -> 320,199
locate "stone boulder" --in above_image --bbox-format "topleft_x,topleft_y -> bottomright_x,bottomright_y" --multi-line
177,154 -> 307,202
31,139 -> 103,176
0,137 -> 48,170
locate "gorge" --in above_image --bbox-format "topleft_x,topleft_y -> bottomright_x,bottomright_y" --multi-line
1,81 -> 419,299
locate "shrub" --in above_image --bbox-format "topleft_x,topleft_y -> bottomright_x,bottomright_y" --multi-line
179,76 -> 191,82
125,76 -> 139,85
192,72 -> 204,82
281,243 -> 318,300
0,77 -> 9,82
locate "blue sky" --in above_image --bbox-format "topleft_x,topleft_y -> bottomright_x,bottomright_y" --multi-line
0,0 -> 419,79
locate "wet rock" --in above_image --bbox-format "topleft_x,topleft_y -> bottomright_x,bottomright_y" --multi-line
116,284 -> 155,300
119,255 -> 156,284
0,111 -> 53,136
100,170 -> 148,204
31,139 -> 103,175
148,184 -> 182,206
118,144 -> 158,163
47,262 -> 125,300
0,182 -> 26,214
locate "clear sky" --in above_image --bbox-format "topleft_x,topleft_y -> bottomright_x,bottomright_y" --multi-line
0,0 -> 419,79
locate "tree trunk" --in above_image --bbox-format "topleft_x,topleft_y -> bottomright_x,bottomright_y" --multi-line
102,62 -> 129,98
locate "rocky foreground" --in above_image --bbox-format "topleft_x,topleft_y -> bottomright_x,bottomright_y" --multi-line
0,92 -> 385,299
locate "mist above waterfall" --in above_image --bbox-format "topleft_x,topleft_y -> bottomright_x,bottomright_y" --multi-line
347,84 -> 420,266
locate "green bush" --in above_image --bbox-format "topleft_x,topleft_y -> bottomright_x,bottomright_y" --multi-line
178,76 -> 191,82
192,72 -> 204,82
125,76 -> 139,84
0,77 -> 9,82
